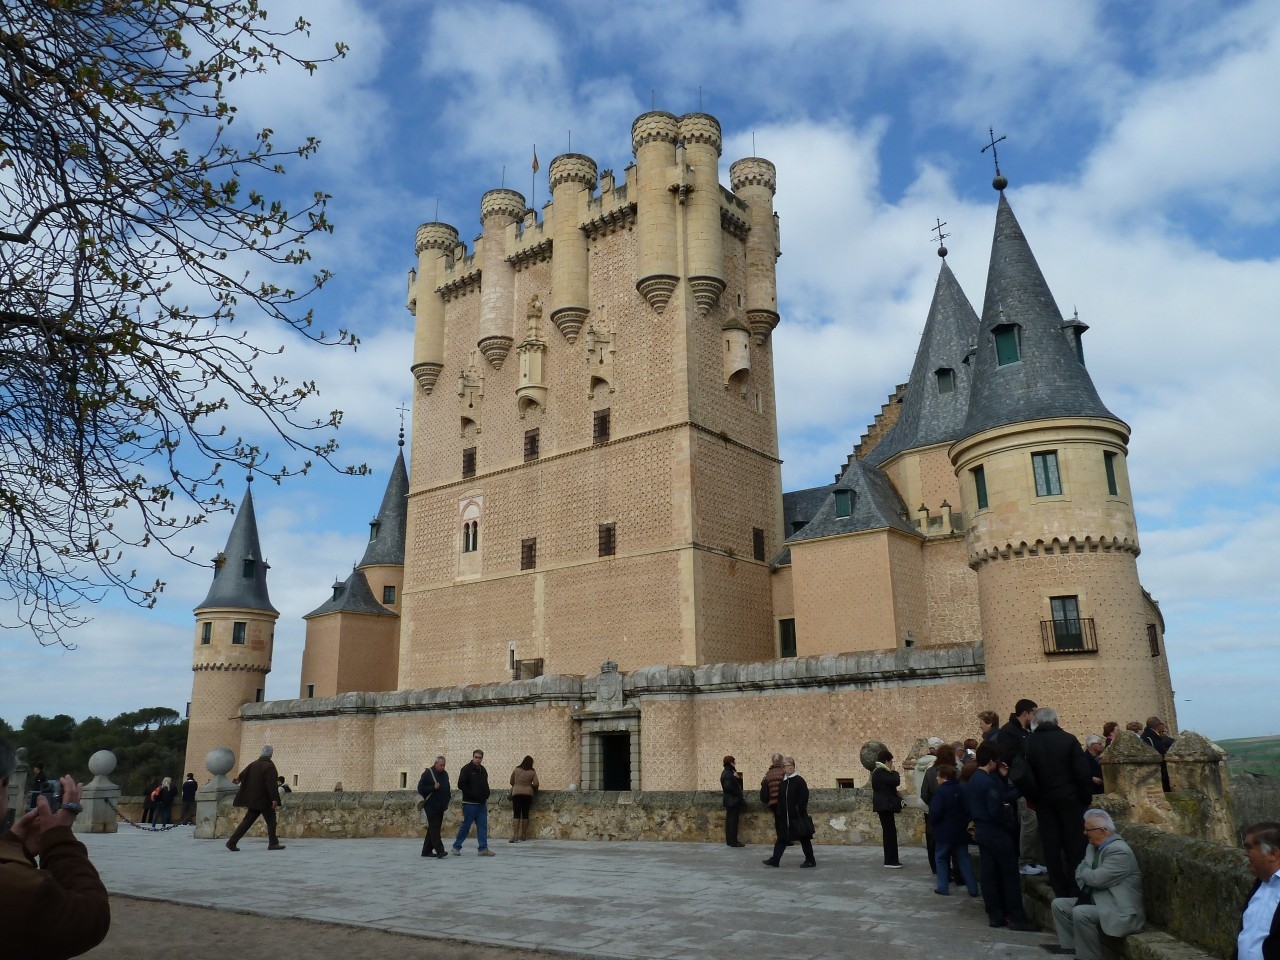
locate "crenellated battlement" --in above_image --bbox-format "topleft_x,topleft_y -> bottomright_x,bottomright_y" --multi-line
415,221 -> 459,255
549,153 -> 598,192
678,112 -> 722,156
730,157 -> 777,196
480,188 -> 527,224
630,110 -> 680,152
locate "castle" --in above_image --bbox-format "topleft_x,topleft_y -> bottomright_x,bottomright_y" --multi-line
183,111 -> 1176,793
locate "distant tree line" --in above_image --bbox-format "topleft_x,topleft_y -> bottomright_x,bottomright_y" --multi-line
0,708 -> 187,797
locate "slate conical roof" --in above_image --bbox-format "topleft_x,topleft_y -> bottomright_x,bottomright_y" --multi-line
867,260 -> 980,466
785,459 -> 920,545
357,448 -> 408,568
303,569 -> 397,619
195,484 -> 278,613
961,194 -> 1118,439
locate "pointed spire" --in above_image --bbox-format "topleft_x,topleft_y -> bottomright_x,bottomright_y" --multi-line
196,485 -> 277,613
867,259 -> 980,465
358,448 -> 408,568
960,194 -> 1118,440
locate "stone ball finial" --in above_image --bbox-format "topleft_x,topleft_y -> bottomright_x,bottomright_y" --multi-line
860,741 -> 887,772
88,750 -> 117,777
206,747 -> 236,777
993,174 -> 1008,191
15,746 -> 28,762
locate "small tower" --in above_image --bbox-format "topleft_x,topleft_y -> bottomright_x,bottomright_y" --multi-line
950,178 -> 1174,732
185,480 -> 279,778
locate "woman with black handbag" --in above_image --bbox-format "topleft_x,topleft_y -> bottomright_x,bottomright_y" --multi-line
762,756 -> 816,868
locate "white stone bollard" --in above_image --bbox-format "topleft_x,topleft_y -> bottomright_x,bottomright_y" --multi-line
76,750 -> 122,834
193,747 -> 238,839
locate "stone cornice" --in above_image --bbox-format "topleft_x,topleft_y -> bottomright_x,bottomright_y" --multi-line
437,269 -> 481,302
506,238 -> 553,271
582,203 -> 636,239
968,534 -> 1141,569
720,207 -> 750,241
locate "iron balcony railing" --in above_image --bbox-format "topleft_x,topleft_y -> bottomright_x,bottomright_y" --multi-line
1040,618 -> 1098,655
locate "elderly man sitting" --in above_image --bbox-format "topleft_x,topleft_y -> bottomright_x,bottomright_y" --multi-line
1051,809 -> 1145,960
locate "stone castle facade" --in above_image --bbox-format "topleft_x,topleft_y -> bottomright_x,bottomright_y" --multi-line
184,110 -> 1176,793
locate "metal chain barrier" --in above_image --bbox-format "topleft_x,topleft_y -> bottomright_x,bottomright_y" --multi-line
104,798 -> 186,832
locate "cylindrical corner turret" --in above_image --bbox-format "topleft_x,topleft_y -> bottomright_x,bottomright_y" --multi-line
631,111 -> 680,313
679,113 -> 725,315
411,221 -> 460,393
730,157 -> 779,342
548,153 -> 597,343
477,188 -> 525,369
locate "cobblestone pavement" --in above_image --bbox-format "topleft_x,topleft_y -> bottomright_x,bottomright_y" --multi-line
82,829 -> 1058,959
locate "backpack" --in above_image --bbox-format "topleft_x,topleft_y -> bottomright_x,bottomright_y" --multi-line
151,786 -> 163,801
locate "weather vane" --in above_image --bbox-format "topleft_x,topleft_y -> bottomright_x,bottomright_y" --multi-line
932,218 -> 950,258
396,403 -> 409,447
982,127 -> 1008,191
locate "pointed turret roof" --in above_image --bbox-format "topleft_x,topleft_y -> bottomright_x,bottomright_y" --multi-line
785,459 -> 920,545
195,484 -> 278,613
303,569 -> 397,619
357,448 -> 408,568
867,260 -> 980,466
961,193 -> 1118,439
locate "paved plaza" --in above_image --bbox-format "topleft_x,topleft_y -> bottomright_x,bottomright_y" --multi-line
81,827 -> 1061,959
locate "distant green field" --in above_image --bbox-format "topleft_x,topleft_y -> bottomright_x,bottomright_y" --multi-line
1218,735 -> 1280,777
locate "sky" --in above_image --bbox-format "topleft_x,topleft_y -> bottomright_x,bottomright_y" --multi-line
2,0 -> 1277,742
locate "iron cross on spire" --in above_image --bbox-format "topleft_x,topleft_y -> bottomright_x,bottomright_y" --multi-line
982,128 -> 1009,191
932,218 -> 950,259
396,403 -> 410,447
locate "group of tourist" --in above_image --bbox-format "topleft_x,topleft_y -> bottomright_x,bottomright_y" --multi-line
416,749 -> 539,858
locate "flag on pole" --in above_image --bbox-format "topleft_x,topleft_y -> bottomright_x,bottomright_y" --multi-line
532,145 -> 539,175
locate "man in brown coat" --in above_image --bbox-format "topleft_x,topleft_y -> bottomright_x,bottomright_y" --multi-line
0,739 -> 110,958
226,745 -> 285,851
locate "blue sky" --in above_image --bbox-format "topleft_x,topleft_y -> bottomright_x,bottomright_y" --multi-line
3,0 -> 1276,742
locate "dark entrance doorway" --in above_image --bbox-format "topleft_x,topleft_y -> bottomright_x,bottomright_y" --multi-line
600,733 -> 631,791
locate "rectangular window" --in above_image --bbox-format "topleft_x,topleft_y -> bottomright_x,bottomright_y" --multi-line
200,622 -> 212,645
306,684 -> 315,699
598,522 -> 616,557
232,621 -> 247,645
1104,451 -> 1118,496
1050,596 -> 1082,650
520,537 -> 537,570
778,618 -> 797,658
382,585 -> 396,605
462,446 -> 476,479
524,428 -> 540,461
994,324 -> 1021,365
936,368 -> 955,394
973,466 -> 988,510
593,408 -> 611,444
752,527 -> 765,562
834,489 -> 852,518
791,520 -> 807,534
399,771 -> 408,789
293,775 -> 299,787
1032,451 -> 1062,497
1147,623 -> 1160,658
254,688 -> 264,703
242,558 -> 255,578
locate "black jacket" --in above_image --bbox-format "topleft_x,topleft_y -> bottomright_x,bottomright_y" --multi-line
181,778 -> 198,802
870,766 -> 901,813
721,765 -> 744,809
1023,723 -> 1092,809
456,762 -> 490,804
418,767 -> 452,814
996,718 -> 1030,765
775,774 -> 809,839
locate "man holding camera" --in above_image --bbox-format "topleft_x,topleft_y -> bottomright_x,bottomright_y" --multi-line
0,739 -> 111,958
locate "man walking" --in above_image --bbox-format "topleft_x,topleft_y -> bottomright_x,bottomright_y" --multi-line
1051,809 -> 1145,960
226,746 -> 285,851
1024,706 -> 1093,899
1238,822 -> 1280,960
452,749 -> 494,857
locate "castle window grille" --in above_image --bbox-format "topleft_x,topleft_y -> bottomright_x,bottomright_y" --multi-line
232,621 -> 246,645
200,622 -> 211,645
993,323 -> 1021,365
524,428 -> 540,461
462,446 -> 476,479
1032,452 -> 1062,496
1104,451 -> 1119,496
593,408 -> 611,444
752,527 -> 765,562
936,368 -> 955,394
779,618 -> 797,658
973,466 -> 989,510
382,585 -> 396,604
1147,623 -> 1160,658
520,538 -> 537,570
834,489 -> 852,518
598,522 -> 616,557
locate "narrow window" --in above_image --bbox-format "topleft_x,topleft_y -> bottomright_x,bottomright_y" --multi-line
521,537 -> 537,570
368,520 -> 380,542
593,408 -> 611,444
471,520 -> 479,551
255,688 -> 264,703
524,428 -> 540,461
293,775 -> 299,787
778,618 -> 797,658
752,527 -> 765,562
462,521 -> 478,553
509,646 -> 517,671
232,621 -> 247,645
598,522 -> 616,557
1072,328 -> 1086,364
306,684 -> 315,699
331,581 -> 343,601
242,558 -> 254,578
1032,451 -> 1062,496
399,772 -> 408,789
382,585 -> 396,604
200,622 -> 212,645
1146,624 -> 1160,658
833,489 -> 852,518
993,323 -> 1021,365
935,368 -> 955,394
972,466 -> 988,510
462,446 -> 476,479
1104,451 -> 1118,496
1050,595 -> 1082,650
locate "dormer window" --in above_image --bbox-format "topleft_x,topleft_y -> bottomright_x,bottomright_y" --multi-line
1070,327 -> 1085,364
331,580 -> 344,601
242,558 -> 254,578
993,323 -> 1021,365
369,519 -> 380,542
834,489 -> 852,519
935,368 -> 955,394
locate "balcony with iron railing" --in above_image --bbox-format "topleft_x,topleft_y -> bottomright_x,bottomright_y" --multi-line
1040,618 -> 1098,655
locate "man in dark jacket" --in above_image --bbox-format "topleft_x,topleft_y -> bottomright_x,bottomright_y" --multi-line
0,739 -> 111,958
1024,706 -> 1093,898
969,742 -> 1037,930
997,697 -> 1047,877
226,745 -> 284,851
1141,717 -> 1173,792
179,773 -> 199,825
418,755 -> 451,858
720,756 -> 745,847
452,748 -> 494,856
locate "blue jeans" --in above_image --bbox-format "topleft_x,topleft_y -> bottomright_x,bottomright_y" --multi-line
453,802 -> 488,851
934,840 -> 978,895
